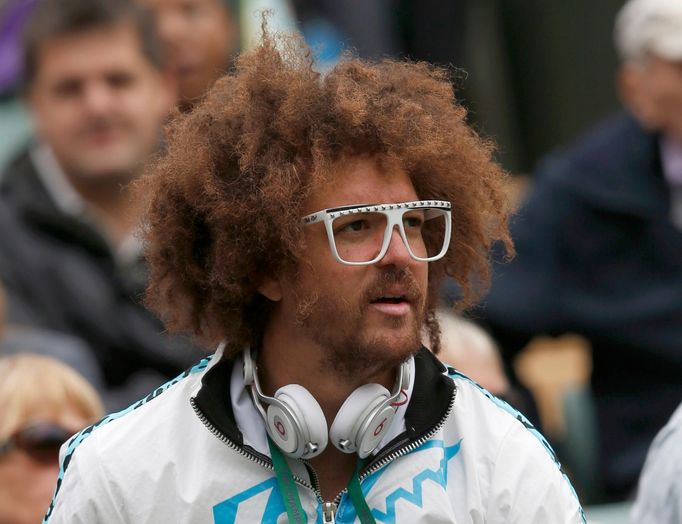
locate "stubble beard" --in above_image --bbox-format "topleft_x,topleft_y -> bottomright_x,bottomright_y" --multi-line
294,268 -> 426,381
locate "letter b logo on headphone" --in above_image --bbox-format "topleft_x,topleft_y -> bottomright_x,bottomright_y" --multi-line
273,416 -> 288,439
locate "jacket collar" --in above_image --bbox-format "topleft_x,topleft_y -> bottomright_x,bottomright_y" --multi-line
1,144 -> 142,263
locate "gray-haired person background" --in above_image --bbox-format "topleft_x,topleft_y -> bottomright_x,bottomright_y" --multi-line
476,0 -> 682,502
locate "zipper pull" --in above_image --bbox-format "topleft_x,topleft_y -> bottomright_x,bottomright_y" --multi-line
322,501 -> 337,523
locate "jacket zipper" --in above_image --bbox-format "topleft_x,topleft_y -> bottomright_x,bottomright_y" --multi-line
189,397 -> 315,483
322,501 -> 337,523
362,383 -> 456,480
189,397 -> 327,500
191,383 -> 456,515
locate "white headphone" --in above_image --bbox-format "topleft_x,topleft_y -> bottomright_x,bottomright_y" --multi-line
243,348 -> 410,460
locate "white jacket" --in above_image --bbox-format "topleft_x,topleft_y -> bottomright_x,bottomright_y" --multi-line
44,347 -> 585,523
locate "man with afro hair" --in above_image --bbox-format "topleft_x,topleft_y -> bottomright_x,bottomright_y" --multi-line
44,27 -> 584,523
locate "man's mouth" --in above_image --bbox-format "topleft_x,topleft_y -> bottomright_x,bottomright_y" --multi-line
372,295 -> 408,305
363,269 -> 423,318
80,123 -> 123,145
370,293 -> 412,316
174,62 -> 200,80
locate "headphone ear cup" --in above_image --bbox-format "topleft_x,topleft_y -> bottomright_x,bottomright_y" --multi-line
268,385 -> 328,459
330,384 -> 394,458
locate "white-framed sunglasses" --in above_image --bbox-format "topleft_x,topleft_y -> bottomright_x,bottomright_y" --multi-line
301,200 -> 452,265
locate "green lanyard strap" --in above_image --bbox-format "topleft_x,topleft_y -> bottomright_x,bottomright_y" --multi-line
268,438 -> 377,524
268,437 -> 308,524
348,460 -> 376,524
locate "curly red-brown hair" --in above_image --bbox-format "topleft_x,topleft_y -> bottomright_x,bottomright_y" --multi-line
137,29 -> 513,356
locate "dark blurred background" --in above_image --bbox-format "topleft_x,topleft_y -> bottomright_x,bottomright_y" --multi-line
1,0 -> 627,175
290,0 -> 627,174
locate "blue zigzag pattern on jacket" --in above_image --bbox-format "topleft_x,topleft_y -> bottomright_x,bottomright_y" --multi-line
213,477 -> 286,523
211,439 -> 461,524
369,439 -> 461,523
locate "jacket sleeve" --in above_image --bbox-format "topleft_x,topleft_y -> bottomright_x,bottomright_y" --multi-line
485,420 -> 586,524
44,433 -> 125,524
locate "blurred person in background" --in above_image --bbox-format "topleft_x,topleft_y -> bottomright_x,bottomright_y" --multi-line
434,309 -> 510,397
0,0 -> 204,410
0,255 -> 104,390
138,0 -> 238,109
476,0 -> 682,502
0,353 -> 103,524
434,309 -> 540,430
0,0 -> 37,171
631,399 -> 682,523
0,205 -> 104,388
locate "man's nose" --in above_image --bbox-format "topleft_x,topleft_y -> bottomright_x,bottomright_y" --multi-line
82,83 -> 115,115
156,11 -> 190,53
376,225 -> 412,267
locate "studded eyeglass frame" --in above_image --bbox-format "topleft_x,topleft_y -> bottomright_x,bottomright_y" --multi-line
301,200 -> 452,266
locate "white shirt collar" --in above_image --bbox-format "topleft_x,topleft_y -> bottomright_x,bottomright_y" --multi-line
30,141 -> 86,216
230,352 -> 416,458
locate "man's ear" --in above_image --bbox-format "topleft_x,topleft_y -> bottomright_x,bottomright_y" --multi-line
258,275 -> 283,302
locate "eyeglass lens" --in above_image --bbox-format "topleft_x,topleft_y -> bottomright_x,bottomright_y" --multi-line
331,208 -> 448,263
